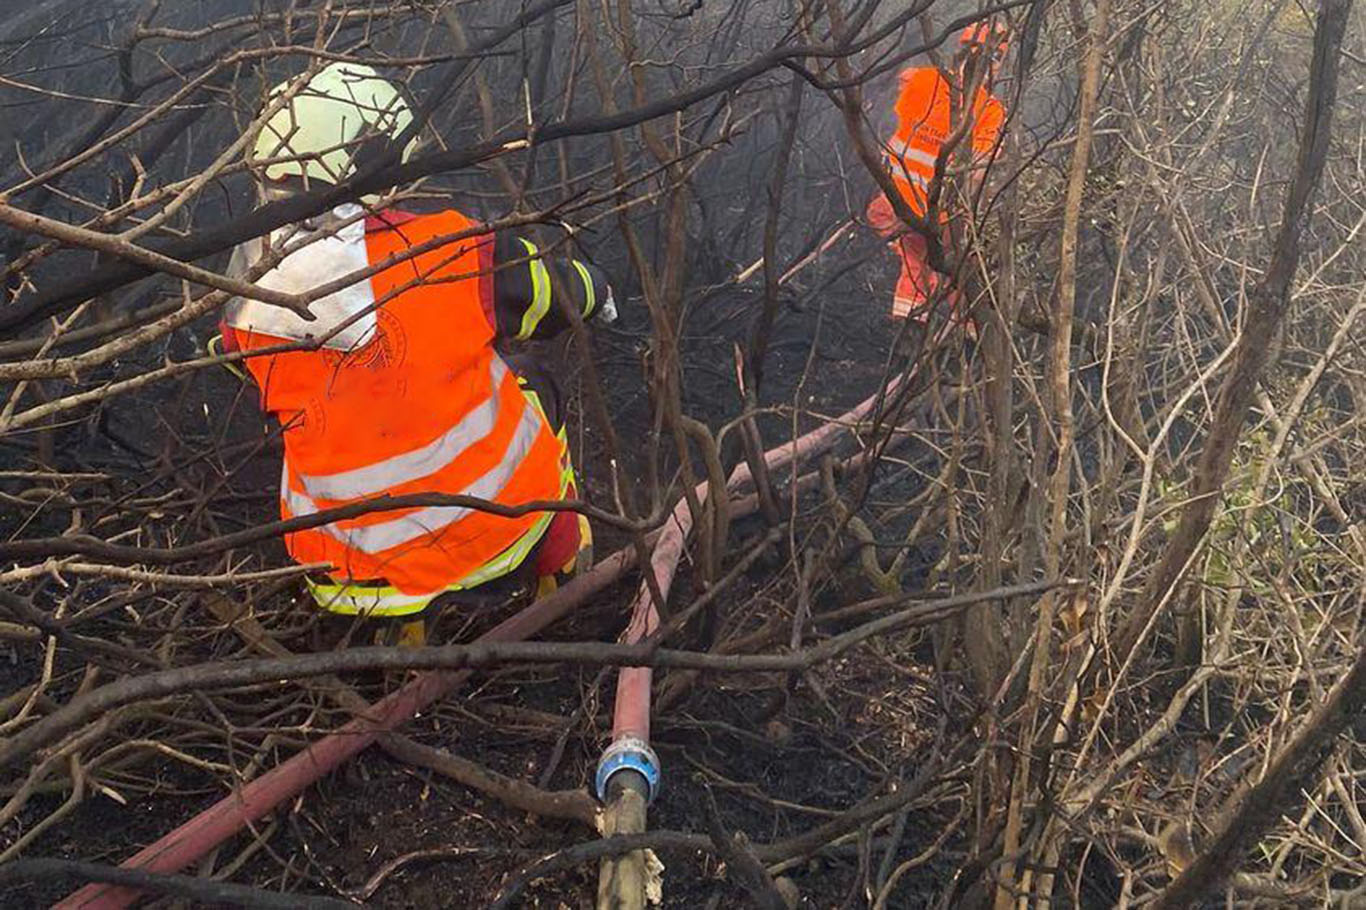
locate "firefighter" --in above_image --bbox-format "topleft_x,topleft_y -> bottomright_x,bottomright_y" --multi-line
866,21 -> 1010,337
222,63 -> 615,645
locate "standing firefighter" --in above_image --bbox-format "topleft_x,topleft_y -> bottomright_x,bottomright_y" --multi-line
867,21 -> 1009,333
223,63 -> 616,644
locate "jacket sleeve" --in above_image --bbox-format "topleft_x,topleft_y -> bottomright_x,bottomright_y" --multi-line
490,231 -> 612,342
866,192 -> 901,238
970,93 -> 1006,161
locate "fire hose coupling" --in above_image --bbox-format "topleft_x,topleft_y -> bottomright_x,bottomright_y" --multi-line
594,737 -> 661,804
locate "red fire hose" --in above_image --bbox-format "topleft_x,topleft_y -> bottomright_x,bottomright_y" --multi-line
57,546 -> 639,910
597,379 -> 903,802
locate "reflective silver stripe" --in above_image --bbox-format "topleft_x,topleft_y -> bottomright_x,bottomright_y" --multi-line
897,146 -> 939,168
284,405 -> 544,555
297,359 -> 508,501
883,148 -> 933,193
903,172 -> 931,189
305,503 -> 559,614
516,238 -> 552,340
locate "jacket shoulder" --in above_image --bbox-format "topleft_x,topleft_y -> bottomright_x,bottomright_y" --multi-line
365,208 -> 479,237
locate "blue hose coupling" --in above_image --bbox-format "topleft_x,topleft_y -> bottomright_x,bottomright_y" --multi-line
594,737 -> 661,804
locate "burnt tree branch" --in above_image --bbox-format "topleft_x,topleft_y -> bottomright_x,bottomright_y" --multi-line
1112,0 -> 1351,667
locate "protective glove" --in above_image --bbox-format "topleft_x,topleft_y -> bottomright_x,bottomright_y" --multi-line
599,284 -> 619,323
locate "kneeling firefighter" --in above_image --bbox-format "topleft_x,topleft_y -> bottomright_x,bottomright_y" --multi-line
222,63 -> 617,644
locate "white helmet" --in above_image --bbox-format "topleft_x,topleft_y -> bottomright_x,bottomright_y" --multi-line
250,62 -> 416,186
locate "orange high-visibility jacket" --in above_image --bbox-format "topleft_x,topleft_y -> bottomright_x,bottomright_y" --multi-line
884,65 -> 1005,218
224,208 -> 583,616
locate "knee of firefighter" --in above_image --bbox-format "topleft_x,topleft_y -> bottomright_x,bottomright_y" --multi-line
533,507 -> 590,580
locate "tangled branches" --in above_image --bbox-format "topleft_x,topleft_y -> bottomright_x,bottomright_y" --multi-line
0,0 -> 1362,906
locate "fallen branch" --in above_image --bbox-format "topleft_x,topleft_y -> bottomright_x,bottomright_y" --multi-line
0,492 -> 662,565
203,595 -> 601,827
0,858 -> 351,909
0,203 -> 317,318
704,790 -> 787,910
343,847 -> 497,902
379,735 -> 599,827
1,580 -> 1059,772
491,832 -> 714,910
51,543 -> 640,910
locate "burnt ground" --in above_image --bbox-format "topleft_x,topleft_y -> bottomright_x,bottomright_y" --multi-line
0,222 -> 977,908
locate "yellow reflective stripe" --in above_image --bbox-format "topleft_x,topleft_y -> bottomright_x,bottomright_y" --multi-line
454,508 -> 555,590
457,447 -> 572,590
455,447 -> 574,591
207,334 -> 249,383
516,238 -> 552,340
570,259 -> 596,317
520,381 -> 543,418
306,579 -> 434,617
557,449 -> 574,488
